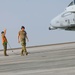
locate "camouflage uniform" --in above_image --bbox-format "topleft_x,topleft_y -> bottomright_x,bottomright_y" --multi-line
2,36 -> 8,56
19,30 -> 28,55
3,42 -> 7,56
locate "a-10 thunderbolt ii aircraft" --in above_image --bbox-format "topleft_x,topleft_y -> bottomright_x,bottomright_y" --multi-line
49,0 -> 75,31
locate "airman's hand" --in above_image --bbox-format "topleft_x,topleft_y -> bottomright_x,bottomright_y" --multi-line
4,28 -> 7,34
18,40 -> 20,43
4,28 -> 7,31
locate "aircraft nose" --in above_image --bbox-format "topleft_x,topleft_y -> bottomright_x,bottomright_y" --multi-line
50,19 -> 56,27
49,23 -> 53,30
49,27 -> 51,30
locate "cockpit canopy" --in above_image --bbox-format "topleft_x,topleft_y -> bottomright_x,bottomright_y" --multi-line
68,0 -> 75,7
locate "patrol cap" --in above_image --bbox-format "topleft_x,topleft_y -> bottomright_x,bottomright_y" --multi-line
21,26 -> 25,29
1,31 -> 4,34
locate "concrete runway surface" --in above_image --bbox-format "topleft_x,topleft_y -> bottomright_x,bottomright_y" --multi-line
0,42 -> 75,75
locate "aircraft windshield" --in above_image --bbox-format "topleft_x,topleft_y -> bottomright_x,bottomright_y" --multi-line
68,1 -> 74,7
68,0 -> 75,7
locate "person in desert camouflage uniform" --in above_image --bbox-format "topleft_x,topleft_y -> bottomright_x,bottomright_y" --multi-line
1,29 -> 8,56
18,26 -> 29,56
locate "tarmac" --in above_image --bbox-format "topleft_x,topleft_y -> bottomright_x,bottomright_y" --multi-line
0,42 -> 75,75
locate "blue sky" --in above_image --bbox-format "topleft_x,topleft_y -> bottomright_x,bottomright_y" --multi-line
0,0 -> 74,49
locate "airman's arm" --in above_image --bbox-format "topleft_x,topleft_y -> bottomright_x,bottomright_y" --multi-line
4,28 -> 6,35
18,32 -> 20,43
26,34 -> 29,42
